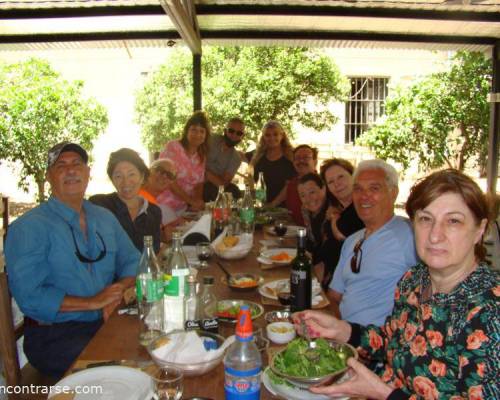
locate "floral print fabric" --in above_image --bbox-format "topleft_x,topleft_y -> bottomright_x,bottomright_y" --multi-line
355,263 -> 499,399
156,140 -> 205,213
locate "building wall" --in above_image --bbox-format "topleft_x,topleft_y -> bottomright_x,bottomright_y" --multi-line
0,46 -> 451,202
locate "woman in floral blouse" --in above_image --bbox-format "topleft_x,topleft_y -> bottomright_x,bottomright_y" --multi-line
157,111 -> 209,214
295,169 -> 499,399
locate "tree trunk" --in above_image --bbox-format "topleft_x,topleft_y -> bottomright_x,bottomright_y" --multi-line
36,179 -> 46,203
457,124 -> 468,171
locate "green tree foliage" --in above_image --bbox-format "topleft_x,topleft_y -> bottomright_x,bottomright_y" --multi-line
0,58 -> 108,202
358,51 -> 491,172
135,46 -> 349,151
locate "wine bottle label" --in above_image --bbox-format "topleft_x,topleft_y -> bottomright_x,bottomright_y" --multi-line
290,269 -> 312,312
213,208 -> 230,221
255,189 -> 266,201
136,279 -> 163,302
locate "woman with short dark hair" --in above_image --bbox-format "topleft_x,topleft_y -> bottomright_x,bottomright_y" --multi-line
319,158 -> 364,288
90,148 -> 161,253
157,111 -> 210,214
295,169 -> 499,399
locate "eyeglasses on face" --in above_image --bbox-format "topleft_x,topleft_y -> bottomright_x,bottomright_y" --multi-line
225,127 -> 244,137
350,238 -> 364,274
155,166 -> 176,180
69,226 -> 107,263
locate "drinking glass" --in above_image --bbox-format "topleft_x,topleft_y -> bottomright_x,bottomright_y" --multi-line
273,220 -> 288,244
196,242 -> 212,269
150,366 -> 183,400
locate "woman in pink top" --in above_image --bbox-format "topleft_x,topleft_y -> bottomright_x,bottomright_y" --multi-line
157,111 -> 210,213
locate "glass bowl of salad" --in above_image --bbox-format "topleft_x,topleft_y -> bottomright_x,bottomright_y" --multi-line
270,337 -> 357,388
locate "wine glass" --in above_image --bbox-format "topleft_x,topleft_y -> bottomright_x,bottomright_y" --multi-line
150,366 -> 183,400
273,220 -> 288,245
196,242 -> 212,269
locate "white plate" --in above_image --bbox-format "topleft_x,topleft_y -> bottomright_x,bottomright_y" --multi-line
259,278 -> 321,300
263,367 -> 342,400
260,248 -> 297,265
265,225 -> 301,238
49,366 -> 152,400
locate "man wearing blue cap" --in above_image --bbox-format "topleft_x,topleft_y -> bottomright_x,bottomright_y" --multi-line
5,142 -> 140,378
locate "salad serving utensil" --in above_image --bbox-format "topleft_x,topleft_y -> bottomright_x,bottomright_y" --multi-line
301,319 -> 319,362
215,260 -> 232,281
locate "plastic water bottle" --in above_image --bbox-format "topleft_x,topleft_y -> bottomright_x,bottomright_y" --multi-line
224,305 -> 262,400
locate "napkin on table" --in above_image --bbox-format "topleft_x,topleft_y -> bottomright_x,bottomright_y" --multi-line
152,331 -> 235,363
182,213 -> 211,245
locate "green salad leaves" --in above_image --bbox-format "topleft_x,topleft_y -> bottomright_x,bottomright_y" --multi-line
273,338 -> 348,377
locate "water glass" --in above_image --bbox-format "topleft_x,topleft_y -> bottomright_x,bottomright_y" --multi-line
150,366 -> 183,400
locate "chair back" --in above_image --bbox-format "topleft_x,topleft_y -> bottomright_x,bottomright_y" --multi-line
0,270 -> 21,387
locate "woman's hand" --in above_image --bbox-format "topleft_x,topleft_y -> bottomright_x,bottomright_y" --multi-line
291,310 -> 351,342
189,198 -> 205,211
310,358 -> 393,400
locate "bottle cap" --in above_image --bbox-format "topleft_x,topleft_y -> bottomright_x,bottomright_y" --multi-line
235,305 -> 253,340
203,275 -> 215,285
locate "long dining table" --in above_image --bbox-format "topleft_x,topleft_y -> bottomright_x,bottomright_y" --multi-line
69,229 -> 340,399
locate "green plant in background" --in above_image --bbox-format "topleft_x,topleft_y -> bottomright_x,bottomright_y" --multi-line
358,51 -> 491,174
0,58 -> 108,202
135,46 -> 349,152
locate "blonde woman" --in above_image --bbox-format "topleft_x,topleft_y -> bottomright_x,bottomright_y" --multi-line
251,120 -> 295,205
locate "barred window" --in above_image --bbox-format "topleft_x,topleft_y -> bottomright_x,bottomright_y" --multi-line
345,77 -> 389,144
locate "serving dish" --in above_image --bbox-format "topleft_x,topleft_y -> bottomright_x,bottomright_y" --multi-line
264,310 -> 292,324
270,338 -> 357,389
216,299 -> 264,322
221,273 -> 264,291
260,248 -> 297,265
259,278 -> 321,300
147,331 -> 226,377
266,322 -> 296,344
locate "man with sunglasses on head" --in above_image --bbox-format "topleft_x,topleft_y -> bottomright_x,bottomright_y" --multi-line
328,159 -> 418,327
5,142 -> 140,378
140,158 -> 185,241
203,117 -> 245,201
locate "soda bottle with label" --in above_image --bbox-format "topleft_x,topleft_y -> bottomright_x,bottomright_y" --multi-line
223,305 -> 262,400
212,185 -> 229,240
290,227 -> 312,312
162,231 -> 190,332
239,185 -> 255,234
136,236 -> 163,346
255,172 -> 266,207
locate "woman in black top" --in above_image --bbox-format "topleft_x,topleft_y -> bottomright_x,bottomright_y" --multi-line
90,148 -> 161,253
319,158 -> 364,288
251,120 -> 295,205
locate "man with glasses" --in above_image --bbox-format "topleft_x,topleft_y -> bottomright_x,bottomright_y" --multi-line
328,159 -> 418,326
5,142 -> 140,378
203,117 -> 245,201
269,144 -> 318,225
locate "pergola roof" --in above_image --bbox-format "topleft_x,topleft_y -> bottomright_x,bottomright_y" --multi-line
0,0 -> 499,52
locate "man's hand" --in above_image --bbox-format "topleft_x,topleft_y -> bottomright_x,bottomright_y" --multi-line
103,299 -> 121,321
90,283 -> 125,310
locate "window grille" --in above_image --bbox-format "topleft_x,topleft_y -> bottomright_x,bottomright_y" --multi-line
345,77 -> 389,144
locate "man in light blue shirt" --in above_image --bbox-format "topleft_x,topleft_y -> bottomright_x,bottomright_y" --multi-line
5,142 -> 140,377
329,160 -> 418,326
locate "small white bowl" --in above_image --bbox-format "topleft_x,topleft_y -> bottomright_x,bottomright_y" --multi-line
266,322 -> 296,344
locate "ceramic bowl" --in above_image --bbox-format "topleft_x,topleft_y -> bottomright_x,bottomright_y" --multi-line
266,322 -> 296,344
